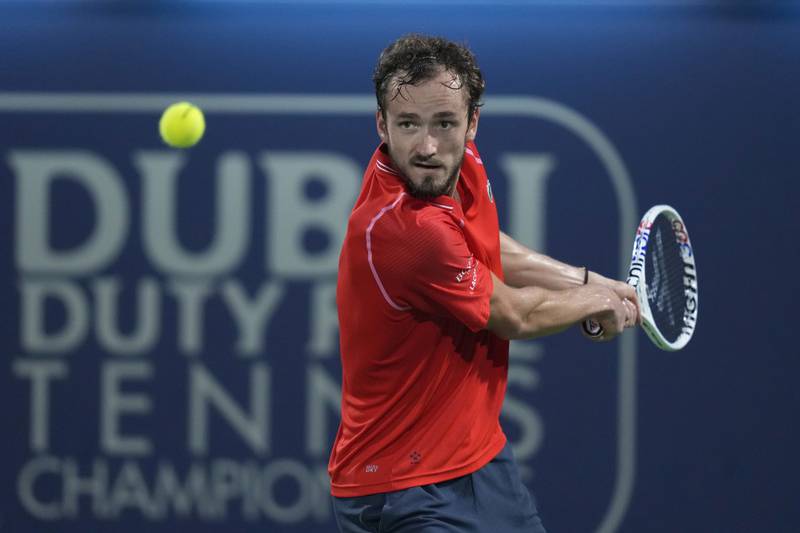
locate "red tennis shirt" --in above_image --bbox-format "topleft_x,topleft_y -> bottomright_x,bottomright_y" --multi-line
329,141 -> 509,497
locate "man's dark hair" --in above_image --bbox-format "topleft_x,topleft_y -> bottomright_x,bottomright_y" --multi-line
373,34 -> 485,121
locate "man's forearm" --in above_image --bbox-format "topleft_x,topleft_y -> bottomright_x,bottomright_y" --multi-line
487,272 -> 624,340
500,231 -> 586,290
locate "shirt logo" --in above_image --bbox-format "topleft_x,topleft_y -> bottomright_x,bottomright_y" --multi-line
455,256 -> 474,283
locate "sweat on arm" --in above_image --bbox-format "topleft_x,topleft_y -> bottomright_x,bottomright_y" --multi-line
486,272 -> 628,340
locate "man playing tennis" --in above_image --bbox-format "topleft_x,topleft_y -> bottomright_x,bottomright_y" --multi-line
329,34 -> 640,533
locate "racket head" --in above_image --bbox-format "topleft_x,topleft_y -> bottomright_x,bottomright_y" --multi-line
630,205 -> 698,351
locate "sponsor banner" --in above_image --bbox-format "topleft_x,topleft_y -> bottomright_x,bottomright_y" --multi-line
2,95 -> 632,532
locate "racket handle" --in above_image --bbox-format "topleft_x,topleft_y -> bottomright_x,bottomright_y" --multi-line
582,318 -> 603,338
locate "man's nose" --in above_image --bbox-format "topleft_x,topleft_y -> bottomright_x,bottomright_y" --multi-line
415,131 -> 437,158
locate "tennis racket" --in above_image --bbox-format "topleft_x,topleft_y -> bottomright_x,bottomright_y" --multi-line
583,204 -> 698,351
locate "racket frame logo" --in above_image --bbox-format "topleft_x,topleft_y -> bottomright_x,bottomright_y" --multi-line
626,221 -> 652,291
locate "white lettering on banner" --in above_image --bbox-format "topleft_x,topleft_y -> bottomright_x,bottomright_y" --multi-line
209,459 -> 245,518
503,365 -> 545,474
13,360 -> 68,452
10,150 -> 129,274
501,153 -> 557,252
501,154 -> 551,480
17,457 -> 331,523
94,277 -> 160,355
503,342 -> 546,482
136,151 -> 251,276
305,364 -> 342,457
19,277 -> 289,357
9,145 -> 562,524
151,460 -> 219,519
258,459 -> 310,523
62,458 -> 110,518
166,279 -> 214,356
11,149 -> 361,278
101,361 -> 154,456
189,363 -> 271,456
109,460 -> 159,518
306,281 -> 338,359
17,455 -> 62,520
261,152 -> 360,278
8,150 -> 129,274
20,279 -> 89,354
9,149 -> 371,280
221,280 -> 286,357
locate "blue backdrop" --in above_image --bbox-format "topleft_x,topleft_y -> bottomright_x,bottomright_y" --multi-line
1,2 -> 799,532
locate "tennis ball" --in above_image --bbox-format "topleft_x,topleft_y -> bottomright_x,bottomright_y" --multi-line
159,101 -> 205,148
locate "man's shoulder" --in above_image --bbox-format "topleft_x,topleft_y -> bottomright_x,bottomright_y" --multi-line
354,190 -> 457,224
363,195 -> 463,266
385,194 -> 460,231
461,141 -> 486,178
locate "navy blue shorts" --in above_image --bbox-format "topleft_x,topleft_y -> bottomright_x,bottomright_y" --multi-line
332,442 -> 547,533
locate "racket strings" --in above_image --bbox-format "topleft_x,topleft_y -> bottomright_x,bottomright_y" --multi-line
646,215 -> 691,342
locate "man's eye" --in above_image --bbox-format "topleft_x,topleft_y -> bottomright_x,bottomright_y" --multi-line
398,121 -> 414,129
440,121 -> 454,129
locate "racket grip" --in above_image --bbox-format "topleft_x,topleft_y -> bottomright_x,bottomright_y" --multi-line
582,318 -> 604,338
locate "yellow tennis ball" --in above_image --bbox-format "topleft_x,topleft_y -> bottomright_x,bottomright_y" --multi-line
159,101 -> 205,148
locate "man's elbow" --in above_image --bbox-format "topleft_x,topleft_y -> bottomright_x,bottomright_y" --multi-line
487,284 -> 551,340
487,305 -> 528,340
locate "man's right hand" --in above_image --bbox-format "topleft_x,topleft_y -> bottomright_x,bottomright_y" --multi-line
582,288 -> 638,342
487,273 -> 639,341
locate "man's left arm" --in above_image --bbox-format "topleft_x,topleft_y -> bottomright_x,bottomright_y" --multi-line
499,230 -> 641,322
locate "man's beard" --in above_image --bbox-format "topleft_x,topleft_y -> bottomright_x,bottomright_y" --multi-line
388,145 -> 465,200
404,165 -> 460,199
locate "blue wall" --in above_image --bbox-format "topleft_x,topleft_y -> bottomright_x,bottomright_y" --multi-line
1,2 -> 798,532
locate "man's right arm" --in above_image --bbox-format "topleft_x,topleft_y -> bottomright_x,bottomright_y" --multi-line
486,272 -> 634,341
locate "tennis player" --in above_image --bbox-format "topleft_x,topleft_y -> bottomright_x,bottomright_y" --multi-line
329,34 -> 639,533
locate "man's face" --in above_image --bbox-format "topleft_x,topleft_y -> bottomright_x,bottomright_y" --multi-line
376,68 -> 479,199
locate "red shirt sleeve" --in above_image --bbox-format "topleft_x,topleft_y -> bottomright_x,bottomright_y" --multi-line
370,204 -> 493,332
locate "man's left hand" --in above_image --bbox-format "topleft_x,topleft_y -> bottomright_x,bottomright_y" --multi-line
587,271 -> 641,327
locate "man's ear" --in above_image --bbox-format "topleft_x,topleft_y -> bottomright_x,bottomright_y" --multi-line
376,110 -> 388,143
466,108 -> 480,142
